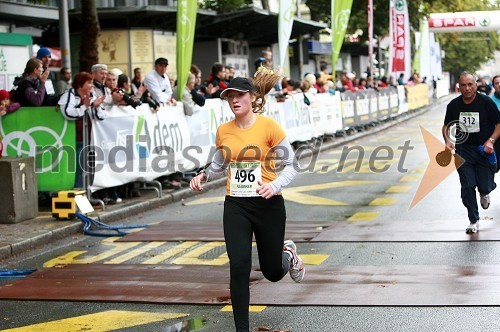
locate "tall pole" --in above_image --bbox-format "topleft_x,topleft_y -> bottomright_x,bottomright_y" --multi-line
297,0 -> 303,80
368,0 -> 374,77
59,0 -> 71,69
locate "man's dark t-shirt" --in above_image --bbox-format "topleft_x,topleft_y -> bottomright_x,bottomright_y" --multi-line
444,92 -> 500,146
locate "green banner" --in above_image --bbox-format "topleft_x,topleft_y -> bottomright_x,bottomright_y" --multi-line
176,0 -> 198,101
331,0 -> 353,69
0,107 -> 76,191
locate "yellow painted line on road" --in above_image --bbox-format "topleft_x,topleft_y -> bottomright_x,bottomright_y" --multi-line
284,180 -> 378,206
283,191 -> 347,206
183,196 -> 224,206
142,241 -> 199,264
301,254 -> 329,265
369,197 -> 397,206
399,175 -> 421,182
43,238 -> 142,268
221,305 -> 266,312
347,212 -> 380,221
173,241 -> 229,265
104,241 -> 165,264
3,310 -> 188,332
385,185 -> 411,193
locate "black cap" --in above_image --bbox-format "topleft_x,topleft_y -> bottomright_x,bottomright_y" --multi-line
155,57 -> 169,65
220,77 -> 255,99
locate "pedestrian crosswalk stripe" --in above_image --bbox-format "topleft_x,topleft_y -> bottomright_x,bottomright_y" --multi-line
183,196 -> 224,205
172,241 -> 229,265
142,241 -> 199,264
347,212 -> 380,221
220,305 -> 266,312
385,185 -> 411,193
369,197 -> 397,206
2,310 -> 188,332
399,175 -> 421,182
105,241 -> 164,264
301,254 -> 329,265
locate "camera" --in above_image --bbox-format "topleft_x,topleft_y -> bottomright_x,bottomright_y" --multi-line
116,88 -> 142,108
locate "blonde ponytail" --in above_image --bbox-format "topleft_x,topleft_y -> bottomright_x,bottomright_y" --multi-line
251,66 -> 282,114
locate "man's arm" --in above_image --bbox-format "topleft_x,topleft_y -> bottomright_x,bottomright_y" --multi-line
442,123 -> 455,151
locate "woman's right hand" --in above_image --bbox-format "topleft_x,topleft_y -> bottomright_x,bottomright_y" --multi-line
189,173 -> 206,191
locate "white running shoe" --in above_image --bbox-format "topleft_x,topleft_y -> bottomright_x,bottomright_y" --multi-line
466,221 -> 479,234
480,194 -> 490,209
283,240 -> 305,283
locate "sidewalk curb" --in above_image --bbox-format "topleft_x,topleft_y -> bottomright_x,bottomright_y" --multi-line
1,96 -> 453,261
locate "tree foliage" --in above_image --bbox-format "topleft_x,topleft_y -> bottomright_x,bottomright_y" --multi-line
306,0 -> 499,76
200,0 -> 253,12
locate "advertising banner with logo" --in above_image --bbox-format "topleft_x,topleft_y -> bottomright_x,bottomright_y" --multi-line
176,0 -> 198,100
0,107 -> 76,191
331,0 -> 353,69
90,104 -> 192,191
389,0 -> 411,81
428,11 -> 500,33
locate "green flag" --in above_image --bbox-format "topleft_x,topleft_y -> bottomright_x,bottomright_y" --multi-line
176,0 -> 198,100
331,0 -> 353,70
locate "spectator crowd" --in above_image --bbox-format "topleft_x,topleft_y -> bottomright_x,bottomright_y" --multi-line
3,47 -> 478,208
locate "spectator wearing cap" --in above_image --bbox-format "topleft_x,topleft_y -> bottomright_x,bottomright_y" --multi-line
91,63 -> 108,99
342,72 -> 357,92
143,57 -> 176,105
36,47 -> 58,98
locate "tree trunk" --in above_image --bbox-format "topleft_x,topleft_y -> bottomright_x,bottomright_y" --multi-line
79,0 -> 100,72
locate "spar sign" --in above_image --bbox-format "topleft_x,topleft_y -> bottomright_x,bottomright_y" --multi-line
429,11 -> 500,32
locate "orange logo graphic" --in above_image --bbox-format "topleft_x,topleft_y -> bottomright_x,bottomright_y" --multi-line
409,126 -> 465,209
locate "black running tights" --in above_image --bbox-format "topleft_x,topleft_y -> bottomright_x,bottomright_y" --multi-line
223,195 -> 290,332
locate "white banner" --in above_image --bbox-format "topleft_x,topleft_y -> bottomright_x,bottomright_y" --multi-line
278,0 -> 296,69
428,11 -> 500,33
88,89 -> 422,191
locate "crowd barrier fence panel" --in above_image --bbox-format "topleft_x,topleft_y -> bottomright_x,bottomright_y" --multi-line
0,106 -> 76,191
1,85 -> 441,192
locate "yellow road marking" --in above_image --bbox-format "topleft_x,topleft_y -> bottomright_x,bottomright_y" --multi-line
173,241 -> 229,265
105,241 -> 165,264
348,212 -> 380,221
369,197 -> 397,206
385,185 -> 410,193
220,305 -> 266,312
3,310 -> 188,332
399,175 -> 421,182
284,180 -> 379,206
44,238 -> 141,268
142,241 -> 199,264
184,196 -> 224,206
301,254 -> 329,265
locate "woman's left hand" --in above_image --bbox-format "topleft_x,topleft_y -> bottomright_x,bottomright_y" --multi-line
257,181 -> 275,199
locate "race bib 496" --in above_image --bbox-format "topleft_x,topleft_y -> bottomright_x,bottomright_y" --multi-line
229,161 -> 262,197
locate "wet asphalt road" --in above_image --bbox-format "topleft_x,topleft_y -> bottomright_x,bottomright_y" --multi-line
2,97 -> 500,332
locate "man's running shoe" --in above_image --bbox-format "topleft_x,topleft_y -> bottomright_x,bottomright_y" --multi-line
283,240 -> 305,283
480,194 -> 490,209
466,221 -> 479,234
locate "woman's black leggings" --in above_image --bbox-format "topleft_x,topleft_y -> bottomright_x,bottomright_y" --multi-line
223,195 -> 290,332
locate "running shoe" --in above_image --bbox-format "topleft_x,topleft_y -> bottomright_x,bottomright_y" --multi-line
283,240 -> 305,283
466,221 -> 479,234
480,194 -> 490,209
